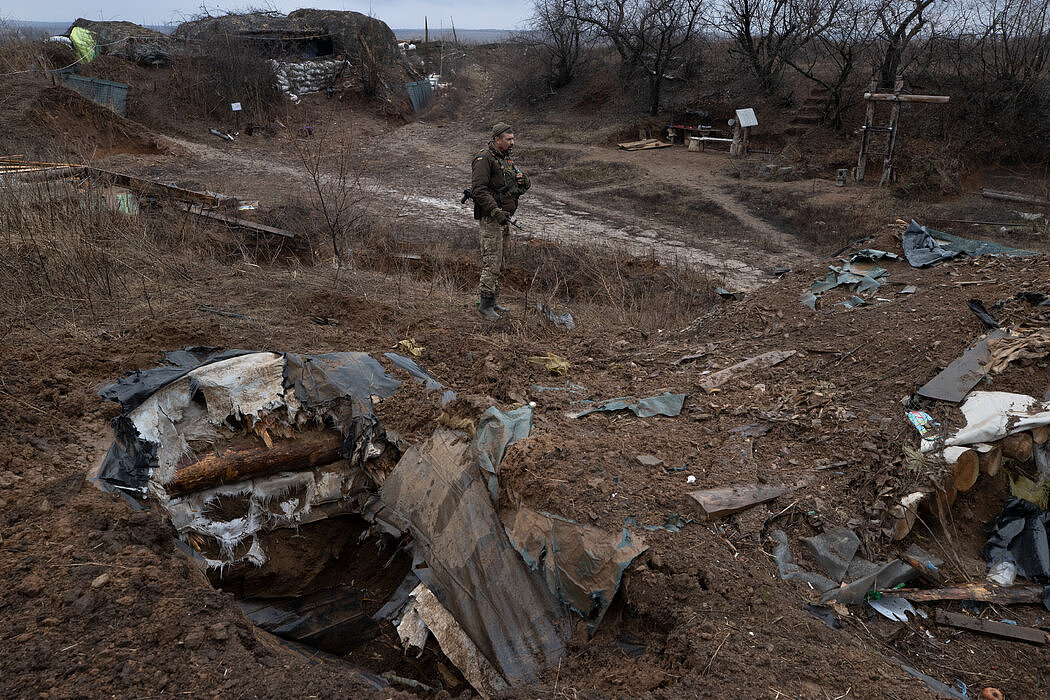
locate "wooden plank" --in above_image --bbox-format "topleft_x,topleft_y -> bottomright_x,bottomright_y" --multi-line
699,350 -> 795,393
981,189 -> 1050,208
181,204 -> 296,239
934,609 -> 1048,644
863,93 -> 950,103
687,478 -> 809,519
91,168 -> 226,206
879,583 -> 1044,605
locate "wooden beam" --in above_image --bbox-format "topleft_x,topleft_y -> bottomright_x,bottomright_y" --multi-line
181,204 -> 295,239
935,609 -> 1049,645
879,583 -> 1044,605
864,93 -> 950,103
164,430 -> 345,496
91,168 -> 227,206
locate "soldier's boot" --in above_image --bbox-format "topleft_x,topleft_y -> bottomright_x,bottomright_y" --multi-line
477,294 -> 501,320
493,295 -> 511,313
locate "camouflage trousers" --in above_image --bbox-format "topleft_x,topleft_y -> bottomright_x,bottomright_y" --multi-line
478,217 -> 510,297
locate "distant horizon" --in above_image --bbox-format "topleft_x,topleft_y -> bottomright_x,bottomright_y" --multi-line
6,19 -> 520,36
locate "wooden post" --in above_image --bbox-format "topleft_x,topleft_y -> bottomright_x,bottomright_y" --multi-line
730,122 -> 742,156
856,78 -> 877,182
879,76 -> 905,186
450,16 -> 458,44
425,16 -> 428,44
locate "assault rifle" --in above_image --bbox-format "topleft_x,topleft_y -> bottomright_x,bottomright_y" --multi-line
459,188 -> 523,230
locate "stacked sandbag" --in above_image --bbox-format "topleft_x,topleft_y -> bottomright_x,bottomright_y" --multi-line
271,58 -> 348,102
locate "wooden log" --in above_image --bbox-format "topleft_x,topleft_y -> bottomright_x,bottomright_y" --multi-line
164,430 -> 345,496
981,189 -> 1050,208
890,491 -> 925,541
687,478 -> 809,520
1032,425 -> 1050,445
699,350 -> 796,393
974,443 -> 1002,476
934,609 -> 1049,645
922,474 -> 957,529
880,583 -> 1044,604
943,447 -> 979,492
1002,432 -> 1033,462
864,92 -> 950,103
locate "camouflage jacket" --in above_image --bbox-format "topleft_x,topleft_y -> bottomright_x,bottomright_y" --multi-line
471,144 -> 530,220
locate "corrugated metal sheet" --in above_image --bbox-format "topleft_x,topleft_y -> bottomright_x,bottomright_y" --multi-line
61,75 -> 129,116
404,80 -> 433,113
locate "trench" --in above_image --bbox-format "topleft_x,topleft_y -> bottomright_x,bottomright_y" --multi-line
203,510 -> 470,694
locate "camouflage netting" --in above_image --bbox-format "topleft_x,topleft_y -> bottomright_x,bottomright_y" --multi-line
172,9 -> 397,65
287,9 -> 398,64
68,19 -> 172,66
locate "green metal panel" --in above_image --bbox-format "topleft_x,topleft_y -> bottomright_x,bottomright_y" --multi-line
404,80 -> 433,113
61,75 -> 129,116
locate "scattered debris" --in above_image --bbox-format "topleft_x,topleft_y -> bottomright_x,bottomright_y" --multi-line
895,660 -> 969,700
981,188 -> 1050,208
935,609 -> 1049,645
869,597 -> 925,622
986,326 -> 1050,374
536,303 -> 576,330
635,454 -> 663,467
690,479 -> 809,520
569,392 -> 686,419
984,497 -> 1050,583
617,138 -> 672,151
916,330 -> 1008,402
395,339 -> 424,357
800,260 -> 889,310
804,603 -> 841,629
715,286 -> 745,300
209,128 -> 235,141
699,350 -> 795,393
967,299 -> 1001,329
902,220 -> 1035,268
526,353 -> 570,376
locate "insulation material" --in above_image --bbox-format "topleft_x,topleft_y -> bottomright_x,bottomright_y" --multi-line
945,391 -> 1050,447
396,583 -> 508,697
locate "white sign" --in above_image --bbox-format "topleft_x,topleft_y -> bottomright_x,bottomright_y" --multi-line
735,108 -> 758,127
230,102 -> 242,111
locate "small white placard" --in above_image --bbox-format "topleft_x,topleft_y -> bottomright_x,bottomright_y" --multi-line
735,108 -> 758,127
230,102 -> 242,111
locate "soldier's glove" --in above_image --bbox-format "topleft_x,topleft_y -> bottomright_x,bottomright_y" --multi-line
491,208 -> 510,226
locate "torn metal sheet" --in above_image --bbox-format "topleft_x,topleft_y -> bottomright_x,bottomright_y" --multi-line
801,261 -> 889,309
384,352 -> 456,405
868,597 -> 925,622
396,583 -> 508,697
916,330 -> 1009,403
802,527 -> 860,583
371,428 -> 569,686
504,506 -> 647,633
569,392 -> 686,419
472,406 -> 533,502
903,219 -> 1035,268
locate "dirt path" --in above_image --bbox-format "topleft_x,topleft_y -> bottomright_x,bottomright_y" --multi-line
159,122 -> 815,289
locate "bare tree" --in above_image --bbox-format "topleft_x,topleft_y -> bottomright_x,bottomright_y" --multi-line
872,0 -> 941,86
785,0 -> 879,126
529,0 -> 594,90
570,0 -> 706,115
973,0 -> 1050,90
719,0 -> 843,92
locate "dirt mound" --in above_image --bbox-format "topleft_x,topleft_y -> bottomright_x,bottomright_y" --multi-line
0,74 -> 169,160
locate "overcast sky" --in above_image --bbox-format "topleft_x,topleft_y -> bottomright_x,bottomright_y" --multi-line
2,1 -> 530,29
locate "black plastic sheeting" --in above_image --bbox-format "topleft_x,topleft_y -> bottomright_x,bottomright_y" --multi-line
902,220 -> 1035,268
98,347 -> 252,412
984,497 -> 1050,583
97,349 -> 408,494
383,352 -> 456,405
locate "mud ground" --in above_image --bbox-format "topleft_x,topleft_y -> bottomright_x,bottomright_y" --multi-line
3,60 -> 1050,699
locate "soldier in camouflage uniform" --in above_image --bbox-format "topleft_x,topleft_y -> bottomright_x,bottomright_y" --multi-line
471,122 -> 530,320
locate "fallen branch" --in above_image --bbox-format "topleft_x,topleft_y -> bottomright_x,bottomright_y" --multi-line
879,583 -> 1044,605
